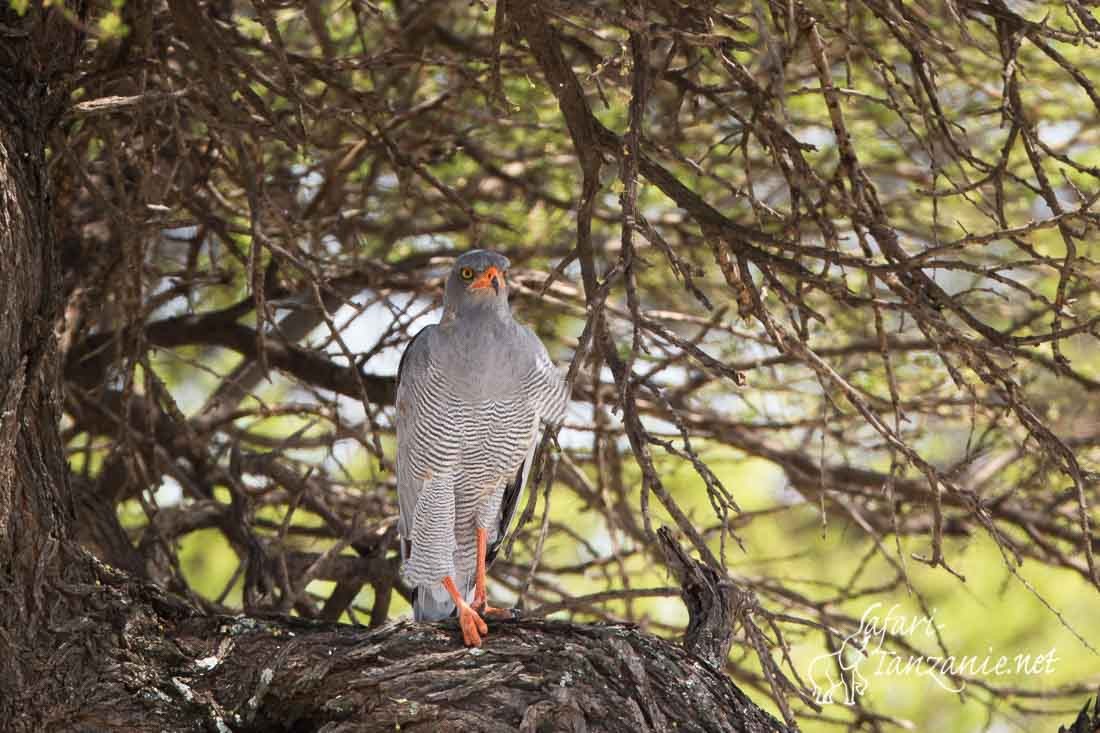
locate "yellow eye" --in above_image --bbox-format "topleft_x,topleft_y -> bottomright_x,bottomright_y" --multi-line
460,267 -> 475,280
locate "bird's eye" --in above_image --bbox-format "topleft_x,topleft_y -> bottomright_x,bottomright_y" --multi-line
460,267 -> 475,281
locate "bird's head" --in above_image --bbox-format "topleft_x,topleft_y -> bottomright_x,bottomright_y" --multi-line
443,249 -> 511,316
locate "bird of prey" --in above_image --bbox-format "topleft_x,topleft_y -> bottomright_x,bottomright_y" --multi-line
396,250 -> 568,646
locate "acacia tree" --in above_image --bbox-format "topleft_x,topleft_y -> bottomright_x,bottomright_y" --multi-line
2,0 -> 1098,731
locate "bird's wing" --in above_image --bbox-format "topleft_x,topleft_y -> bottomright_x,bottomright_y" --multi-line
521,326 -> 570,427
486,428 -> 535,566
395,324 -> 439,556
486,328 -> 570,565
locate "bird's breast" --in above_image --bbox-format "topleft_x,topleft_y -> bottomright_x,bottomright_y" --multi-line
437,336 -> 529,398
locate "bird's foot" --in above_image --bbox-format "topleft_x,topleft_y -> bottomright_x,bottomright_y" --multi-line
472,591 -> 518,620
457,602 -> 488,647
444,576 -> 489,647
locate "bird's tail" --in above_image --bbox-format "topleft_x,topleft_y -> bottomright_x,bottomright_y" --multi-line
413,575 -> 474,621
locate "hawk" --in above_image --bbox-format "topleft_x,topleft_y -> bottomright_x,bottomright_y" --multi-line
396,250 -> 568,646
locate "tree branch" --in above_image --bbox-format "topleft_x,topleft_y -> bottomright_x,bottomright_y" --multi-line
75,560 -> 791,733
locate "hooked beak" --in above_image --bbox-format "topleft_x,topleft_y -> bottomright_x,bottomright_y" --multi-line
469,266 -> 504,295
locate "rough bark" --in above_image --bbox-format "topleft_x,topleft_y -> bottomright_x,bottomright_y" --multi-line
5,552 -> 791,732
60,562 -> 788,732
0,3 -> 77,575
0,5 -> 790,732
0,2 -> 98,724
658,528 -> 738,670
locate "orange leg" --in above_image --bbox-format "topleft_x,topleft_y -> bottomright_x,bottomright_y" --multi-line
443,576 -> 487,647
472,528 -> 514,619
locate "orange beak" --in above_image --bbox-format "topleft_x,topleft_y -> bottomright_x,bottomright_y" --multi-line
469,266 -> 504,295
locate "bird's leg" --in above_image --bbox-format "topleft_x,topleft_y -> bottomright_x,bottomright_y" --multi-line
472,528 -> 514,619
442,575 -> 487,647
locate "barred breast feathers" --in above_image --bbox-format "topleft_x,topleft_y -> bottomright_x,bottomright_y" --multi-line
396,307 -> 569,591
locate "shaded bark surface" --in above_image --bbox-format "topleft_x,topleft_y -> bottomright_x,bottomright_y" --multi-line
0,3 -> 101,729
194,617 -> 784,732
13,560 -> 787,733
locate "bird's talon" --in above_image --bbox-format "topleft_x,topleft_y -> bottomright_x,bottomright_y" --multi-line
458,604 -> 488,647
481,604 -> 517,620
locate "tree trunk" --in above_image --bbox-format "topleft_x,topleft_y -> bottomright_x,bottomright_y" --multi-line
0,5 -> 789,732
0,4 -> 101,727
